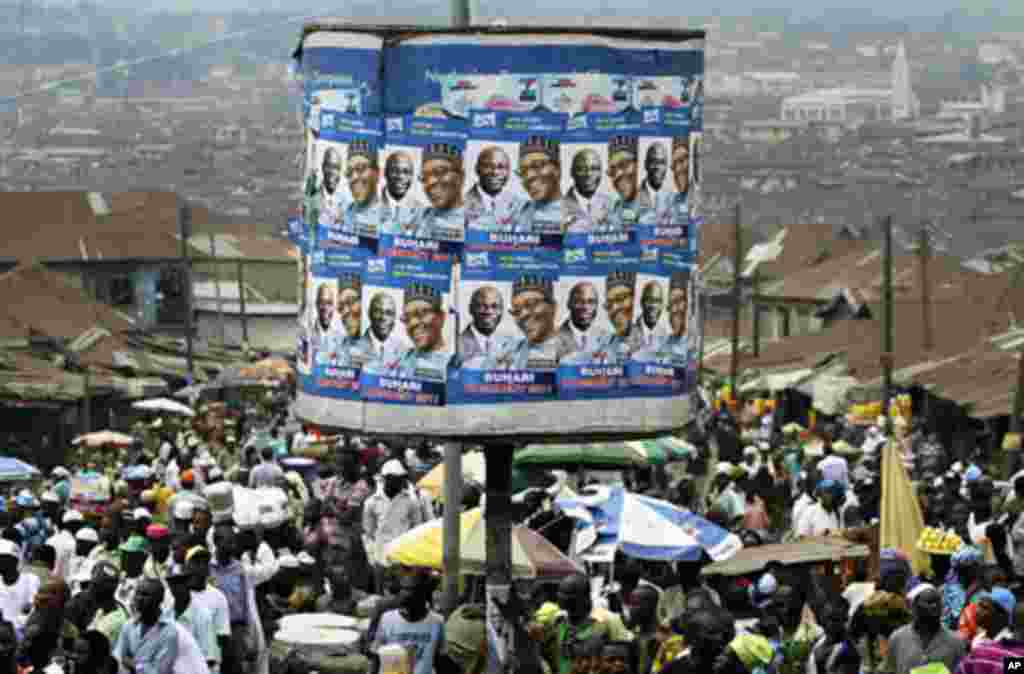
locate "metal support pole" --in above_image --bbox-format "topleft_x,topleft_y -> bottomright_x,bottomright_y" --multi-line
179,200 -> 195,378
485,442 -> 514,674
919,225 -> 932,352
209,232 -> 226,346
729,203 -> 742,395
752,269 -> 761,358
81,369 -> 91,436
881,215 -> 894,438
237,260 -> 249,347
450,0 -> 472,27
442,442 -> 463,614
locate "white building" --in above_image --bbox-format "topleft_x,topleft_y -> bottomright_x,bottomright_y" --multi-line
781,88 -> 893,123
780,40 -> 918,124
890,41 -> 918,120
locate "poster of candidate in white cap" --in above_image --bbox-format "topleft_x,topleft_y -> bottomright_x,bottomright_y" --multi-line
360,255 -> 454,406
448,248 -> 562,404
381,115 -> 467,244
562,112 -> 653,249
466,110 -> 566,238
557,240 -> 645,400
314,110 -> 384,246
629,266 -> 691,397
303,248 -> 371,401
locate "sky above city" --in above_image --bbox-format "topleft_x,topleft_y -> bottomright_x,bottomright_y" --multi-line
93,0 -> 1019,17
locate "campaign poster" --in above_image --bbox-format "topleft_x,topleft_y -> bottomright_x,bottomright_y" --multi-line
303,134 -> 349,240
303,247 -> 372,401
296,251 -> 313,377
627,263 -> 690,397
301,31 -> 383,122
360,255 -> 454,406
463,120 -> 528,234
635,126 -> 690,255
381,115 -> 467,243
556,241 -> 644,400
314,110 -> 384,245
562,111 -> 651,245
466,110 -> 565,236
448,248 -> 561,404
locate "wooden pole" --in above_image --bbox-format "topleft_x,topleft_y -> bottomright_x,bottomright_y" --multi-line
729,203 -> 742,395
178,200 -> 195,378
919,225 -> 932,352
81,369 -> 91,436
208,232 -> 226,346
237,260 -> 249,347
442,442 -> 463,614
881,215 -> 894,437
485,442 -> 514,674
752,268 -> 761,358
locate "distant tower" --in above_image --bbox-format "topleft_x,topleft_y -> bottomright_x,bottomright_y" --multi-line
891,40 -> 917,120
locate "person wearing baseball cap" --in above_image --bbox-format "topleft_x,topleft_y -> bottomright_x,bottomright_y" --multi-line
166,567 -> 220,672
45,510 -> 83,581
363,458 -> 424,593
0,538 -> 38,625
184,545 -> 231,665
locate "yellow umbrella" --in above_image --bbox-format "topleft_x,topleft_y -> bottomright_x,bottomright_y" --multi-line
417,452 -> 486,501
880,439 -> 930,576
384,507 -> 582,579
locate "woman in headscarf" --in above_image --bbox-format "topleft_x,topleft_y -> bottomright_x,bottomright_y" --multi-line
943,544 -> 984,631
848,549 -> 914,674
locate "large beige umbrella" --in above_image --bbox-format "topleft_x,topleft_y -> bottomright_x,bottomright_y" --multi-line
880,439 -> 930,576
417,452 -> 485,501
72,431 -> 135,448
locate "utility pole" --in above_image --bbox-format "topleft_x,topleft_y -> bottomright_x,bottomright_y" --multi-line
178,199 -> 195,378
729,202 -> 742,395
919,225 -> 932,352
441,443 -> 462,614
237,260 -> 249,347
751,268 -> 761,358
209,233 -> 226,346
881,215 -> 894,438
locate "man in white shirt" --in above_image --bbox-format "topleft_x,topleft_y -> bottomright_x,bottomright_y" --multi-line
817,441 -> 850,488
634,280 -> 670,349
459,285 -> 507,363
187,548 -> 232,672
557,281 -> 604,356
563,148 -> 613,232
361,292 -> 408,359
640,142 -> 672,223
795,480 -> 844,538
45,510 -> 83,581
0,539 -> 39,626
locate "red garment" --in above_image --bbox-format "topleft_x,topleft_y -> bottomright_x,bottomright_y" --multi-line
743,496 -> 771,530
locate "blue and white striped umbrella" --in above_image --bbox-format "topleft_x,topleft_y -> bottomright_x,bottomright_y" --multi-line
557,485 -> 742,563
0,457 -> 40,483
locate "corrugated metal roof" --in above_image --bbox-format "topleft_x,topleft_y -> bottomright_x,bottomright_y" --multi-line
0,191 -> 213,262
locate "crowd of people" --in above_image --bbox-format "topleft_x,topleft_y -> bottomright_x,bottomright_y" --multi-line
1,393 -> 1023,674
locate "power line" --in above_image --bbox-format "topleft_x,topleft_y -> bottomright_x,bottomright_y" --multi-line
6,11 -> 311,102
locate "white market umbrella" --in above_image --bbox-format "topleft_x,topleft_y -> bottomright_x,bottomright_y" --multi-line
131,397 -> 196,417
72,431 -> 135,448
